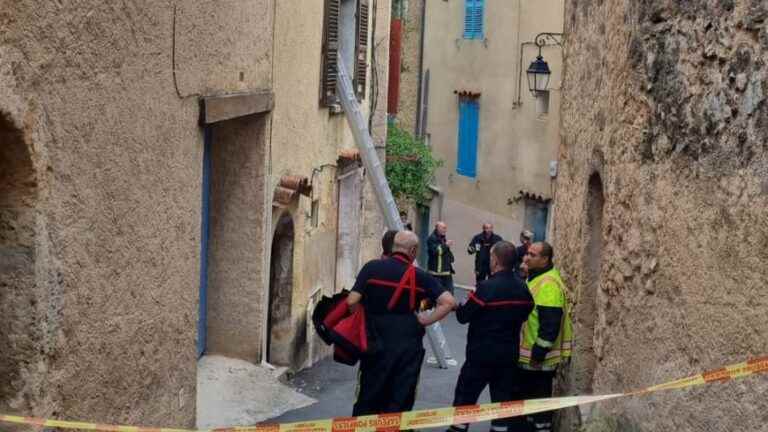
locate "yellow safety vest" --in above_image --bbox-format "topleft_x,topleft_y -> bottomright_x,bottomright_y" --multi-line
519,267 -> 573,371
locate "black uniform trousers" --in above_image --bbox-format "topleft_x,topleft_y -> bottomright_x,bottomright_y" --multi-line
353,335 -> 425,416
450,363 -> 528,432
519,369 -> 556,432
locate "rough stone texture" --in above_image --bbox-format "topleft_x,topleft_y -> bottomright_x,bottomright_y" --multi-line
0,0 -> 273,427
397,0 -> 425,135
555,1 -> 768,431
206,114 -> 269,362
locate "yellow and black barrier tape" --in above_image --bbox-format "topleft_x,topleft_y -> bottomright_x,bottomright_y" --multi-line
1,356 -> 766,432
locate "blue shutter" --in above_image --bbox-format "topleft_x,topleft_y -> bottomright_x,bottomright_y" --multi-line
463,0 -> 484,39
457,99 -> 479,178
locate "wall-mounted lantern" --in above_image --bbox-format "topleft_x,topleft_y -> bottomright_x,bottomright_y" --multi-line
516,32 -> 564,106
527,54 -> 551,96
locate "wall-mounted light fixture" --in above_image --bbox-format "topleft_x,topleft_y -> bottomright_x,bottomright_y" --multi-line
516,32 -> 564,107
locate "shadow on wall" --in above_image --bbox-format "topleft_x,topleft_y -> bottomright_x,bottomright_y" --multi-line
0,111 -> 39,413
267,212 -> 295,367
558,172 -> 605,432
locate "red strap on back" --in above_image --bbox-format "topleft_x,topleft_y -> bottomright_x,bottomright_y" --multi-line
387,265 -> 418,311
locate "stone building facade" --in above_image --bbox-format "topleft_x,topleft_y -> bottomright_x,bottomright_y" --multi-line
1,0 -> 388,428
269,0 -> 390,369
420,0 -> 565,286
389,0 -> 426,135
554,1 -> 768,431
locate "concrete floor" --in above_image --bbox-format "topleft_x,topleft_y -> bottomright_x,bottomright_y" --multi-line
270,290 -> 495,432
196,355 -> 315,429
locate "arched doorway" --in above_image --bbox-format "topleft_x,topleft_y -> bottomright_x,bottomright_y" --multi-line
576,173 -> 605,393
267,213 -> 294,365
0,111 -> 37,411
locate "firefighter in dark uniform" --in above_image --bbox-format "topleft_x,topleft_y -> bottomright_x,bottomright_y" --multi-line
467,223 -> 504,284
427,221 -> 456,294
381,229 -> 398,258
448,241 -> 534,432
347,231 -> 457,416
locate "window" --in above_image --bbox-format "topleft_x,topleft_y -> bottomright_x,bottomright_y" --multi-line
321,0 -> 370,107
463,0 -> 484,40
456,98 -> 479,178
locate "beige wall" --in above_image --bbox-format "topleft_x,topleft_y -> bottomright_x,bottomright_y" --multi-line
270,0 -> 389,369
0,0 -> 273,427
554,1 -> 768,431
422,0 -> 564,285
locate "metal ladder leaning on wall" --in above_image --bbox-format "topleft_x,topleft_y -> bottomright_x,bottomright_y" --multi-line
336,61 -> 454,369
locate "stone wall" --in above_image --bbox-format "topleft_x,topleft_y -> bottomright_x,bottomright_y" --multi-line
0,0 -> 273,427
555,1 -> 768,430
397,0 -> 425,135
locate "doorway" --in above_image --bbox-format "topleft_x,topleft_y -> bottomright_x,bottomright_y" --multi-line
578,173 -> 605,393
0,112 -> 37,411
524,200 -> 550,242
197,113 -> 268,361
336,167 -> 363,292
267,213 -> 295,366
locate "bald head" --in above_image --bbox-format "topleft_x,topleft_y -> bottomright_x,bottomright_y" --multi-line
393,230 -> 419,258
435,221 -> 447,236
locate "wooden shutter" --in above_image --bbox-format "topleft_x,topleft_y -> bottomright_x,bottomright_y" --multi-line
353,0 -> 370,99
321,0 -> 341,106
463,0 -> 484,40
457,98 -> 479,178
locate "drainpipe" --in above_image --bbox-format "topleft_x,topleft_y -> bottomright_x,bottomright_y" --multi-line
387,11 -> 403,116
414,0 -> 427,137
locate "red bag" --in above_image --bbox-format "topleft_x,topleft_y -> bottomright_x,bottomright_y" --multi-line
312,291 -> 375,365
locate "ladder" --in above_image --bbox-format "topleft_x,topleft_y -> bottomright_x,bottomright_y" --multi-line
336,61 -> 454,368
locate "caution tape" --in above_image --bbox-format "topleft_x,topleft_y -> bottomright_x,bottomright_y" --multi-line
1,356 -> 766,432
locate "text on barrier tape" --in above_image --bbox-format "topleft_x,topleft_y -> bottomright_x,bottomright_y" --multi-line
0,356 -> 766,432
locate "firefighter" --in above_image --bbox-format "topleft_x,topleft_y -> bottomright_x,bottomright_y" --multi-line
467,223 -> 504,284
519,242 -> 573,432
515,230 -> 534,275
381,229 -> 398,258
448,241 -> 533,432
427,221 -> 456,294
347,230 -> 456,416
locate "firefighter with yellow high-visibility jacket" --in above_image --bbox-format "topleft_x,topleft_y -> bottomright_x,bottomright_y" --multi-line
519,241 -> 573,432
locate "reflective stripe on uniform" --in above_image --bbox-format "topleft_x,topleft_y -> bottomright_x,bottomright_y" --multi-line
535,337 -> 554,348
519,268 -> 573,369
437,244 -> 443,273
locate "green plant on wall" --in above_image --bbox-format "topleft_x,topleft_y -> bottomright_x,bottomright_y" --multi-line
385,124 -> 442,206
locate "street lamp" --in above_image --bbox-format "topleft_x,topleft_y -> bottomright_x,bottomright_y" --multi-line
526,54 -> 551,96
524,33 -> 563,98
